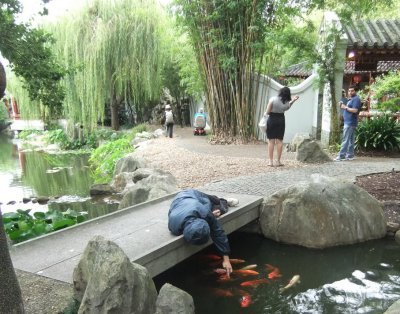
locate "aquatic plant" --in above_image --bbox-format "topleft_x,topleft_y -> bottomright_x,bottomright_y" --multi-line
2,208 -> 88,243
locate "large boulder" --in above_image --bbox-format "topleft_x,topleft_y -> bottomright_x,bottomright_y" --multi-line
296,139 -> 331,163
73,236 -> 157,314
384,300 -> 400,314
110,172 -> 135,192
132,131 -> 155,146
155,283 -> 195,314
288,133 -> 310,152
118,169 -> 178,209
89,183 -> 115,196
114,154 -> 146,176
259,175 -> 387,248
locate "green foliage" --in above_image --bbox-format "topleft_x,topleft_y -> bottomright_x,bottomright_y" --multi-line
0,0 -> 65,114
2,208 -> 88,243
356,115 -> 400,151
46,0 -> 167,131
0,101 -> 9,120
18,129 -> 43,140
89,137 -> 133,183
370,71 -> 400,113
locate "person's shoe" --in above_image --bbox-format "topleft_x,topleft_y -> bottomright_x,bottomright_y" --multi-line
346,156 -> 355,161
226,198 -> 239,207
268,160 -> 273,167
334,156 -> 345,161
274,160 -> 284,167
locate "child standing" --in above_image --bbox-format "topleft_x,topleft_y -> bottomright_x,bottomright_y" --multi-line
165,104 -> 174,138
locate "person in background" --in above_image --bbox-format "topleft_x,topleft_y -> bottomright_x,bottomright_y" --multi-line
339,89 -> 349,127
168,189 -> 239,277
335,86 -> 361,161
165,103 -> 174,138
265,87 -> 299,167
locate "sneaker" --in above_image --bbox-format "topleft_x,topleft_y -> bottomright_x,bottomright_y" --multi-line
334,156 -> 345,161
346,156 -> 355,161
226,198 -> 239,207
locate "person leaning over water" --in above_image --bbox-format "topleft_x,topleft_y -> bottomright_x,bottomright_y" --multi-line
264,86 -> 299,167
168,189 -> 236,276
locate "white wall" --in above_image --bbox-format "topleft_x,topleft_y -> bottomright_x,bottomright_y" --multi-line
255,74 -> 319,143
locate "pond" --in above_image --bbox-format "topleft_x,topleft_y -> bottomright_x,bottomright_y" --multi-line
154,233 -> 400,314
0,134 -> 118,219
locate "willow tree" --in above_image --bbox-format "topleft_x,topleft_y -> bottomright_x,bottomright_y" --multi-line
48,0 -> 166,131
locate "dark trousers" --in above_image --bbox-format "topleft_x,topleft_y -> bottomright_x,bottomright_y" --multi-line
166,123 -> 174,138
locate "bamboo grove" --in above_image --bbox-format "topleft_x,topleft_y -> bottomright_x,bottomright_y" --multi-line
174,0 -> 280,142
47,0 -> 167,131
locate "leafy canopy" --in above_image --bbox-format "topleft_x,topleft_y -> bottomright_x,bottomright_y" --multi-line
0,0 -> 65,114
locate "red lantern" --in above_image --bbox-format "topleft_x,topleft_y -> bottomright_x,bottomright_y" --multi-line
353,75 -> 362,83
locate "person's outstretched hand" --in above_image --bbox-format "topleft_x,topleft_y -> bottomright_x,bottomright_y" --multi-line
222,255 -> 233,277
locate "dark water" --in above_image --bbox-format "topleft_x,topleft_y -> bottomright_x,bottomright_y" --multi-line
0,135 -> 118,219
154,233 -> 400,314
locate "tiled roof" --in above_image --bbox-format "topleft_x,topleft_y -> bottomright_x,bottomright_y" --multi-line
283,61 -> 400,77
345,60 -> 400,73
344,19 -> 400,49
281,62 -> 312,77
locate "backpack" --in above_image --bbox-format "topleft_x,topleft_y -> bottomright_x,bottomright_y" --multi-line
165,111 -> 174,124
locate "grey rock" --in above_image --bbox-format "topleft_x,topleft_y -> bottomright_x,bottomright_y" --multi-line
395,230 -> 400,244
296,139 -> 331,163
37,197 -> 50,205
110,172 -> 135,192
118,169 -> 178,209
132,168 -> 160,183
155,283 -> 195,314
153,129 -> 164,138
289,133 -> 311,152
73,236 -> 157,314
22,197 -> 31,204
384,299 -> 400,314
387,222 -> 400,233
259,174 -> 387,248
114,153 -> 146,176
89,184 -> 115,196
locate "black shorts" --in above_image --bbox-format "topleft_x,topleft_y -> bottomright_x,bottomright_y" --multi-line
267,113 -> 285,140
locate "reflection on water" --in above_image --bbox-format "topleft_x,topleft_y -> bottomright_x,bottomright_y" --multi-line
154,233 -> 400,314
0,134 -> 118,219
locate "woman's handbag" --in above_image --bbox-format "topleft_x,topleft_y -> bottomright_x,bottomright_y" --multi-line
258,114 -> 267,133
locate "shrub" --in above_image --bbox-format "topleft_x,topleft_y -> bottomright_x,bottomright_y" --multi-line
89,137 -> 133,183
356,115 -> 400,151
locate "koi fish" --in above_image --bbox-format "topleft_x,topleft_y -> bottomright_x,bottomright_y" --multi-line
213,268 -> 227,275
202,254 -> 222,261
268,267 -> 282,280
229,258 -> 246,264
240,278 -> 269,287
240,295 -> 252,308
279,275 -> 301,293
211,288 -> 234,297
241,264 -> 258,270
217,274 -> 231,282
232,269 -> 259,276
265,263 -> 276,271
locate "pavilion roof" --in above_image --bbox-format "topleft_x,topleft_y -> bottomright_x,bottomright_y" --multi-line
343,19 -> 400,49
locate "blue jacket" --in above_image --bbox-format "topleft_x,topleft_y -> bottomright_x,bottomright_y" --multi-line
343,95 -> 361,127
168,189 -> 230,256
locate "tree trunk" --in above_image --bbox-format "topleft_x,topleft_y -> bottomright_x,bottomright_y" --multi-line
110,96 -> 120,131
0,209 -> 25,314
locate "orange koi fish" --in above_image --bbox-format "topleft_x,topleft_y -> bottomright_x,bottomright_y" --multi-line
241,264 -> 258,270
213,268 -> 227,275
202,254 -> 222,261
211,288 -> 234,297
268,267 -> 282,280
217,274 -> 231,282
232,269 -> 259,276
240,295 -> 252,308
229,258 -> 246,264
240,278 -> 269,287
265,263 -> 276,271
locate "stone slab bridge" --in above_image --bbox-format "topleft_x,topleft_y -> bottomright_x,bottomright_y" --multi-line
10,190 -> 263,284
